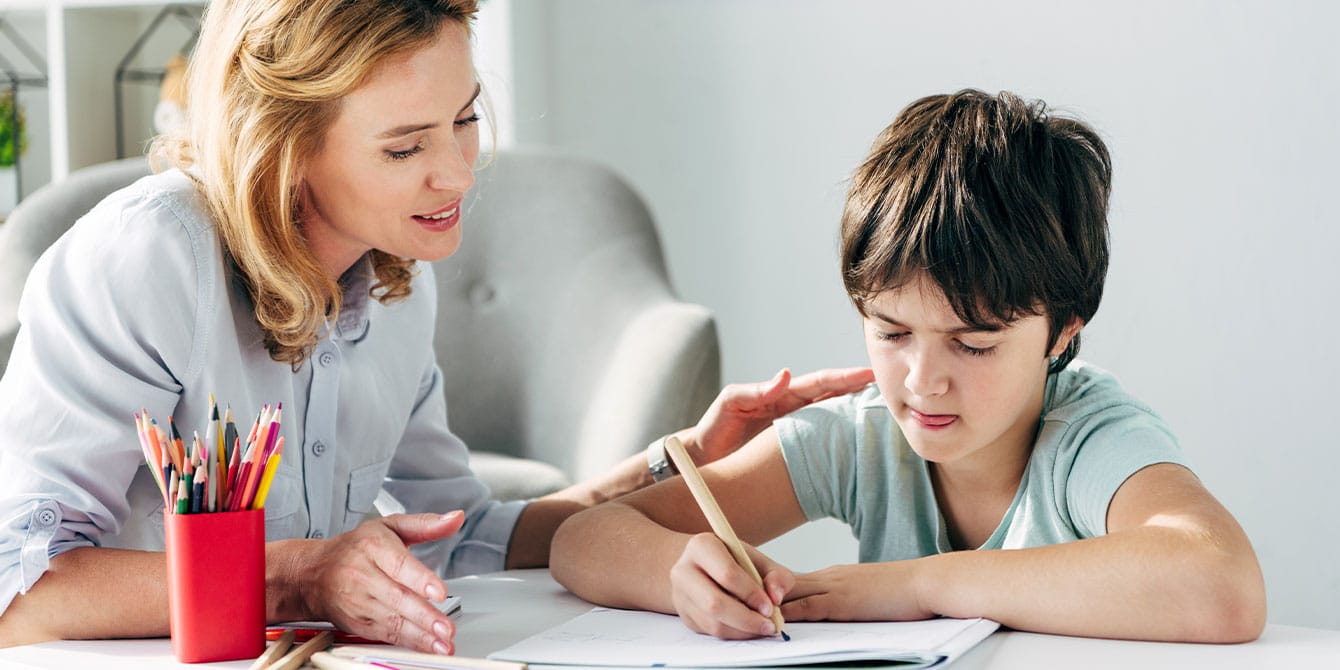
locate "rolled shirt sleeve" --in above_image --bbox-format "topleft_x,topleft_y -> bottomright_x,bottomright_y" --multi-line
0,182 -> 197,615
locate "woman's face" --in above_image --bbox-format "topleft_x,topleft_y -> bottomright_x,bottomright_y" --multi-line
300,20 -> 481,278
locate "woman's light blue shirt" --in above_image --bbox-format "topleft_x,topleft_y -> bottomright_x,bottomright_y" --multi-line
0,169 -> 524,614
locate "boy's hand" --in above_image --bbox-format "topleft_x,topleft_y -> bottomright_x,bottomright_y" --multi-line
669,533 -> 795,639
683,367 -> 875,464
297,511 -> 465,654
783,561 -> 935,623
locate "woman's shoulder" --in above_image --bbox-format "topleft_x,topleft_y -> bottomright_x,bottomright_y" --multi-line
50,168 -> 215,268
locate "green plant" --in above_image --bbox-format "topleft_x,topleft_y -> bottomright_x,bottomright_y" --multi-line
0,89 -> 28,168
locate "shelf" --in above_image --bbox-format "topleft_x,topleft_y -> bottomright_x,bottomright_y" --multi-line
0,0 -> 205,204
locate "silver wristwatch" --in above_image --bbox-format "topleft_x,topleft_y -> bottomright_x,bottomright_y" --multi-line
646,435 -> 679,482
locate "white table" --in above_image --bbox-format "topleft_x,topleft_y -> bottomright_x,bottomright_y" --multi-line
1,569 -> 1336,668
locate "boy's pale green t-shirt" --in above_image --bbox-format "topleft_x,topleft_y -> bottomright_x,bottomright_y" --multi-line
776,361 -> 1189,559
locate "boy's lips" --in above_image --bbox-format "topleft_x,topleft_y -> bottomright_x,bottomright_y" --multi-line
909,407 -> 958,429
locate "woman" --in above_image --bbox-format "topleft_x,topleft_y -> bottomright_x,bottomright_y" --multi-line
0,0 -> 872,654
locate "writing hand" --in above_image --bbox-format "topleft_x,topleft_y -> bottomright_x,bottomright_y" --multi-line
301,511 -> 465,654
682,367 -> 875,464
669,533 -> 795,639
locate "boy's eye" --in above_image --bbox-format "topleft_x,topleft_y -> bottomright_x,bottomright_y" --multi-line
386,143 -> 425,161
876,331 -> 908,343
956,340 -> 996,357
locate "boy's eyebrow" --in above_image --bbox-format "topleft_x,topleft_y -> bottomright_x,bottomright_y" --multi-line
870,310 -> 1002,335
374,82 -> 482,139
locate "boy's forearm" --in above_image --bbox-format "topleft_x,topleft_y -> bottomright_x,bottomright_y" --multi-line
915,527 -> 1265,643
508,445 -> 695,569
549,502 -> 687,612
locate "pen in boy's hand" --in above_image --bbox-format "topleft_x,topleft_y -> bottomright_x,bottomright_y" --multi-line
663,435 -> 790,641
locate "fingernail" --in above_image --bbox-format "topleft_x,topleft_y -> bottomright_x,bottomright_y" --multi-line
433,640 -> 452,655
761,621 -> 776,635
758,601 -> 772,616
441,510 -> 463,522
433,620 -> 452,640
427,583 -> 446,601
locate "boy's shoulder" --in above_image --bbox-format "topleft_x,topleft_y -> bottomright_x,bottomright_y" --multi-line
792,382 -> 887,419
1045,360 -> 1156,421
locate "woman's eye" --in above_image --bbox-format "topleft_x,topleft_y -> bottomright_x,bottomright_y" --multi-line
454,113 -> 480,128
876,332 -> 907,343
386,144 -> 425,161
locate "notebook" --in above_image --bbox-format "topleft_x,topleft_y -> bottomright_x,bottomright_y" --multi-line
489,607 -> 998,668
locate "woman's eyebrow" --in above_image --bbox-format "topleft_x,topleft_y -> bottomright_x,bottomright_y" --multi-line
374,83 -> 482,139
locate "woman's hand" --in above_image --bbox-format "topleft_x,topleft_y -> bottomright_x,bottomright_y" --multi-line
682,367 -> 874,464
669,533 -> 795,639
297,512 -> 465,653
782,561 -> 935,623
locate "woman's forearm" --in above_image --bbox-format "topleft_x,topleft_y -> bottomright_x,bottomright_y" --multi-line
0,541 -> 321,648
0,547 -> 169,647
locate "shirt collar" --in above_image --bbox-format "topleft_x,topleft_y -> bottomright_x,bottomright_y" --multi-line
332,255 -> 373,342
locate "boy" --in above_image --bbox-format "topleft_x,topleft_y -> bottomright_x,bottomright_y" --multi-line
550,90 -> 1265,643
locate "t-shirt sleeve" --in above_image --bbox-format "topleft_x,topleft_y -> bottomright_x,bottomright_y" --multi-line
775,396 -> 860,525
1059,406 -> 1191,538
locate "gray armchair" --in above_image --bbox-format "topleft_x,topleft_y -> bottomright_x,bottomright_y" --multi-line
0,150 -> 720,502
437,149 -> 720,499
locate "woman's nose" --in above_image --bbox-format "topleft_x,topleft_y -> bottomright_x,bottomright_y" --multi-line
429,141 -> 476,194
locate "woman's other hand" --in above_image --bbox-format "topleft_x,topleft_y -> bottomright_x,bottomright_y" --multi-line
291,511 -> 465,653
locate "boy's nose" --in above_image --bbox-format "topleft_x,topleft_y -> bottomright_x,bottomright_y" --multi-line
904,351 -> 949,397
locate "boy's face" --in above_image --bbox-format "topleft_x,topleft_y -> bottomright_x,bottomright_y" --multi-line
863,273 -> 1075,471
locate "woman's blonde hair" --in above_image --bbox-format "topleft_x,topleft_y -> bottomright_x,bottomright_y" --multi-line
152,0 -> 479,368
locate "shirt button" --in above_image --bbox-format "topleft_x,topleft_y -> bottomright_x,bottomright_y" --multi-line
312,441 -> 326,457
312,530 -> 324,539
319,351 -> 336,366
36,508 -> 57,527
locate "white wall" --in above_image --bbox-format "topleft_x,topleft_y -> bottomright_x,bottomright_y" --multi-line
507,0 -> 1340,630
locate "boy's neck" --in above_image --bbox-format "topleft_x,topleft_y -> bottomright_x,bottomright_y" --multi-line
927,381 -> 1048,549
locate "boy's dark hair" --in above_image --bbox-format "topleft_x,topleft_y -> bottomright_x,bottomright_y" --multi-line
840,89 -> 1111,373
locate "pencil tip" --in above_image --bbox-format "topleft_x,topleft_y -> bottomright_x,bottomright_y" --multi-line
781,631 -> 790,642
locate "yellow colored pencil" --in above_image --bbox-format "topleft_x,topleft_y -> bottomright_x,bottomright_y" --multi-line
251,437 -> 285,510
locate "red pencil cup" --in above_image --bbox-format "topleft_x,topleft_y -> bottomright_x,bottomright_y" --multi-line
165,508 -> 266,663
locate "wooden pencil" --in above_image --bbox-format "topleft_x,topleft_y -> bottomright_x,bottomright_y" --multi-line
662,435 -> 789,641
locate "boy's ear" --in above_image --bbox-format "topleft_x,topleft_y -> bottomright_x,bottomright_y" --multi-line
1048,317 -> 1085,357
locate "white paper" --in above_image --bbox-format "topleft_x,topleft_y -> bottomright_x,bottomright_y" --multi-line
489,607 -> 998,668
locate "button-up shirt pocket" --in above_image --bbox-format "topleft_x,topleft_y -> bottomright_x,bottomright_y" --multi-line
343,459 -> 390,532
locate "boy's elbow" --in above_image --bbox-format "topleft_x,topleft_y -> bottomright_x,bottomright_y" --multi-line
548,506 -> 597,593
1185,549 -> 1267,643
1207,576 -> 1266,643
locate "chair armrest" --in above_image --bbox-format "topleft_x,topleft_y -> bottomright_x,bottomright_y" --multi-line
555,300 -> 720,482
